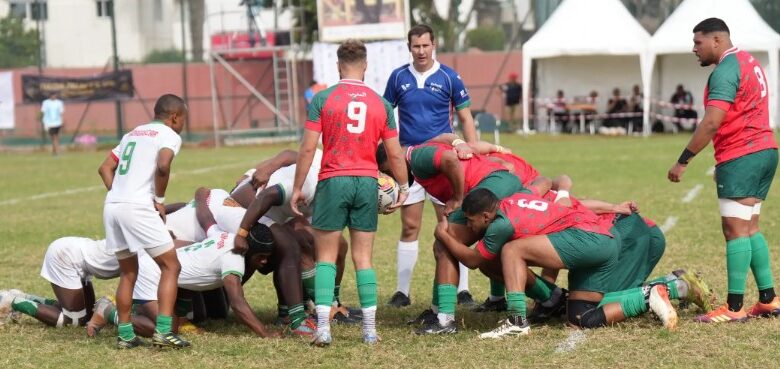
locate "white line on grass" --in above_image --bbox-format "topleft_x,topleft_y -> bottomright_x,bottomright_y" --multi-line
681,184 -> 703,203
554,330 -> 587,354
0,161 -> 254,207
706,166 -> 715,176
660,216 -> 678,233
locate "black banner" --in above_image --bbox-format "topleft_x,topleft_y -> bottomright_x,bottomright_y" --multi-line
21,70 -> 134,103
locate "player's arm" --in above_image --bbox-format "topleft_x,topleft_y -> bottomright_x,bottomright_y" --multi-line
434,220 -> 485,269
234,185 -> 285,252
194,187 -> 218,232
290,129 -> 319,216
164,202 -> 187,214
382,136 -> 410,212
551,174 -> 573,207
439,150 -> 466,214
251,150 -> 298,189
668,106 -> 727,182
428,133 -> 508,158
98,153 -> 118,190
457,107 -> 477,143
527,176 -> 552,197
154,148 -> 176,221
222,274 -> 277,338
579,199 -> 637,215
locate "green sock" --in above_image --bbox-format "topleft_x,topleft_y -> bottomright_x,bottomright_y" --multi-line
18,293 -> 56,306
437,284 -> 457,315
11,297 -> 38,317
750,232 -> 775,290
108,307 -> 118,325
314,262 -> 337,307
526,276 -> 553,301
356,269 -> 378,308
334,285 -> 341,305
646,276 -> 666,284
489,279 -> 505,298
506,291 -> 527,318
726,237 -> 752,294
431,281 -> 439,308
118,322 -> 135,341
302,268 -> 316,302
600,287 -> 648,317
288,303 -> 306,328
666,280 -> 679,300
155,315 -> 173,334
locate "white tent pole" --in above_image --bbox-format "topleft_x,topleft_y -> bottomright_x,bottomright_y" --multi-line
522,54 -> 532,134
642,51 -> 655,136
769,47 -> 779,129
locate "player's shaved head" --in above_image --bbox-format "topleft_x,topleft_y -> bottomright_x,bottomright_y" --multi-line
462,189 -> 499,216
337,39 -> 367,65
153,94 -> 187,120
693,18 -> 729,35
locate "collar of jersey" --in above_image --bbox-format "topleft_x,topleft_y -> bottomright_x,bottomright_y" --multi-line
718,46 -> 739,64
149,119 -> 165,125
339,79 -> 365,86
407,61 -> 441,89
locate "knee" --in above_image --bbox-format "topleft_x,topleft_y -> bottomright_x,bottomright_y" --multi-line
401,223 -> 420,240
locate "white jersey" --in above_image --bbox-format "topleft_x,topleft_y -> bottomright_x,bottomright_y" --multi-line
264,149 -> 322,221
105,122 -> 181,205
81,239 -> 120,279
134,226 -> 245,299
166,189 -> 245,242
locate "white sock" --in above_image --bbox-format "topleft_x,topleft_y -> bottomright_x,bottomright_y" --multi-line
315,305 -> 331,333
437,312 -> 454,326
457,263 -> 469,293
362,306 -> 377,335
396,240 -> 419,295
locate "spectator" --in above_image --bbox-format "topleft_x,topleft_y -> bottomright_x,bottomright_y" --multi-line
550,90 -> 568,131
629,84 -> 643,132
604,87 -> 628,131
499,72 -> 522,132
583,90 -> 599,128
41,92 -> 64,156
670,84 -> 697,131
303,80 -> 326,113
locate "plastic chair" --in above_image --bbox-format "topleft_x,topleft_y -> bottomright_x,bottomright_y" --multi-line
474,112 -> 501,145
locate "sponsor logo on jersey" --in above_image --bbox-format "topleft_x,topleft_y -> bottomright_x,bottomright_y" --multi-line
217,232 -> 229,249
348,92 -> 367,99
401,83 -> 411,91
129,129 -> 160,137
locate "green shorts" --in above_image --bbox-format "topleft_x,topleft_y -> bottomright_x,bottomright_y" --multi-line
549,227 -> 620,293
448,170 -> 525,225
603,214 -> 661,293
715,149 -> 778,200
311,176 -> 378,232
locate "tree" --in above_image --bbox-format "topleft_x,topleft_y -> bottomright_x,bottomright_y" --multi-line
0,16 -> 39,68
410,0 -> 475,52
751,0 -> 780,34
465,26 -> 505,51
187,0 -> 205,62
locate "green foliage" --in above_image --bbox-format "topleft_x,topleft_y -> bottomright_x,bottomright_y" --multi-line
751,0 -> 780,34
143,48 -> 184,64
410,0 -> 474,52
0,15 -> 40,68
465,26 -> 505,51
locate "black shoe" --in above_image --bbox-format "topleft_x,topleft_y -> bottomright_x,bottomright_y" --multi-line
386,291 -> 411,308
528,288 -> 568,324
473,297 -> 508,312
116,336 -> 146,349
414,319 -> 457,335
406,308 -> 437,326
457,291 -> 476,307
332,310 -> 361,325
152,331 -> 191,349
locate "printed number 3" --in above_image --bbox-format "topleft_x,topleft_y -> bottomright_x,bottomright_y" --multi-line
118,141 -> 136,175
517,198 -> 549,212
347,101 -> 367,134
754,66 -> 767,99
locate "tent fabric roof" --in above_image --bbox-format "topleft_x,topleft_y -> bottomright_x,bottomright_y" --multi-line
522,0 -> 651,59
650,0 -> 780,54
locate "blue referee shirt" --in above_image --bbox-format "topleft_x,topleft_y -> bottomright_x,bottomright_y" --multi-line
383,61 -> 471,146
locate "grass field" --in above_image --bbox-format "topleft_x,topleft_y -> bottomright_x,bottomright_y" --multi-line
1,134 -> 780,369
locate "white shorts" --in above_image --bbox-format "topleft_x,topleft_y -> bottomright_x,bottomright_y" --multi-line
404,181 -> 445,206
104,202 -> 173,255
40,238 -> 89,290
133,253 -> 161,301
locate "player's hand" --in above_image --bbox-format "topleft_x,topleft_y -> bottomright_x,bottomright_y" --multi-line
668,163 -> 686,183
434,219 -> 450,241
290,189 -> 305,217
233,235 -> 249,255
444,197 -> 462,216
252,170 -> 272,190
453,143 -> 474,159
154,201 -> 166,223
385,191 -> 408,214
613,201 -> 638,215
263,329 -> 283,339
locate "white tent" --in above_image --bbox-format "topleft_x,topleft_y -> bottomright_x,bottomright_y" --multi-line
649,0 -> 780,129
521,0 -> 652,133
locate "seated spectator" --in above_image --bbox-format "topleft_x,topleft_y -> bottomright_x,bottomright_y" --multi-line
629,84 -> 643,132
670,84 -> 697,131
549,90 -> 569,131
604,87 -> 628,131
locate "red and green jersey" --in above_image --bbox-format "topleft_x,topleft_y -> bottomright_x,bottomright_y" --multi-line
407,142 -> 507,202
305,79 -> 398,181
705,48 -> 777,164
476,192 -> 613,261
540,190 -> 658,228
487,152 -> 540,186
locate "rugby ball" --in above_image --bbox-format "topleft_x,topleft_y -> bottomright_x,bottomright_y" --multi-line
377,172 -> 399,213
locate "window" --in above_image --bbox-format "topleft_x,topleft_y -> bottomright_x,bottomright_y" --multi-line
96,0 -> 113,18
9,2 -> 27,19
31,1 -> 47,21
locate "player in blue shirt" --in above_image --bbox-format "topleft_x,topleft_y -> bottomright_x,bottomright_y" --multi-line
383,24 -> 478,317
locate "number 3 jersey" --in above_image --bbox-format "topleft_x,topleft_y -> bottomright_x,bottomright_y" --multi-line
705,48 -> 777,164
105,122 -> 181,205
305,79 -> 398,181
476,192 -> 613,261
134,226 -> 245,300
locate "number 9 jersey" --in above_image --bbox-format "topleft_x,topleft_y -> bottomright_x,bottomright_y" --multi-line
105,122 -> 182,205
304,79 -> 398,181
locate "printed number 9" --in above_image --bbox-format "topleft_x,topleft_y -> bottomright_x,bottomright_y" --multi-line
754,66 -> 767,99
347,101 -> 367,134
517,198 -> 548,212
118,141 -> 136,175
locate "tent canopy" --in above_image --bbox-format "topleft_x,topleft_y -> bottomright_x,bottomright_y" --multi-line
521,0 -> 652,133
649,0 -> 780,128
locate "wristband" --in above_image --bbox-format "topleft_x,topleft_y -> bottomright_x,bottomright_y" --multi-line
399,183 -> 410,193
154,195 -> 165,204
495,145 -> 507,153
237,228 -> 249,237
554,190 -> 570,203
451,138 -> 466,147
677,148 -> 696,165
